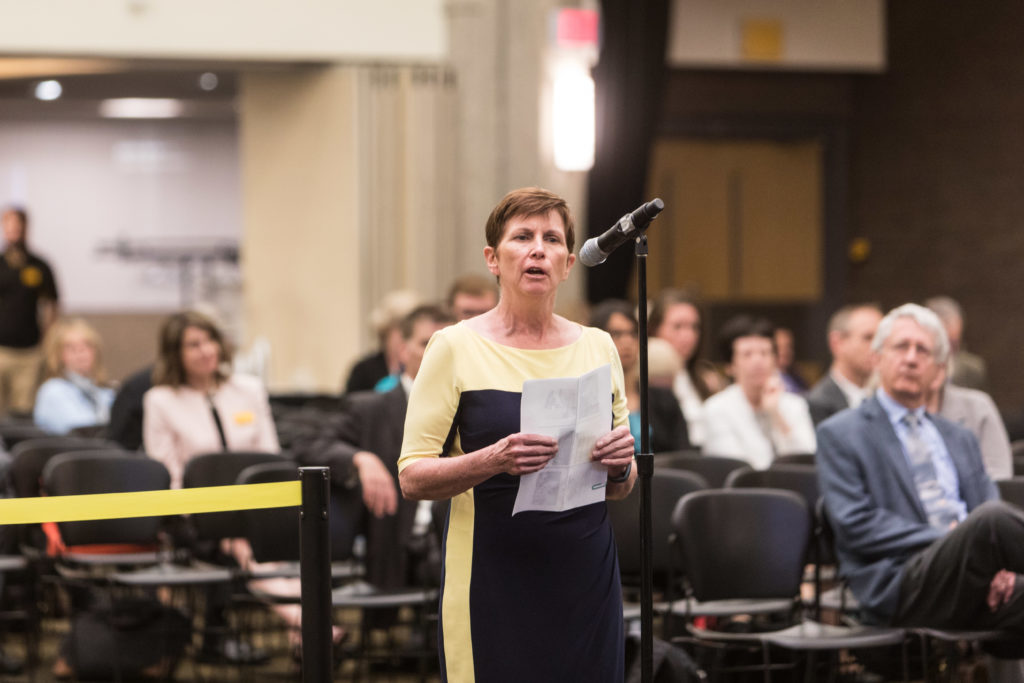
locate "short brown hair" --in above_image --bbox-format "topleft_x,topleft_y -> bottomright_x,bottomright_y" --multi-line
484,187 -> 576,253
152,310 -> 232,387
446,273 -> 499,308
400,304 -> 455,340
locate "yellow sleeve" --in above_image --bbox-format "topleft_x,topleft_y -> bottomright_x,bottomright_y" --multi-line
605,332 -> 630,430
398,329 -> 461,473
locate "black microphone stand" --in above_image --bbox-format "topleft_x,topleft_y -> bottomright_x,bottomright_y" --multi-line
635,233 -> 655,683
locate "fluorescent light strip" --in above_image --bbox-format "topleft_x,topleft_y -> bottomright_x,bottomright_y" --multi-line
99,98 -> 185,119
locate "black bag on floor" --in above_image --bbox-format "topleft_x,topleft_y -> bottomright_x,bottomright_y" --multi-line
64,596 -> 191,680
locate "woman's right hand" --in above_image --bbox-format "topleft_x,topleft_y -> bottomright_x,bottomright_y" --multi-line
488,433 -> 558,475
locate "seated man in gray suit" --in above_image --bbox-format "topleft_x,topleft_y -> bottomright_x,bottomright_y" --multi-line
818,303 -> 1024,633
806,303 -> 882,425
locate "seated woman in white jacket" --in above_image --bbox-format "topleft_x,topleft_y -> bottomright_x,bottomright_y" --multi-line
702,315 -> 816,469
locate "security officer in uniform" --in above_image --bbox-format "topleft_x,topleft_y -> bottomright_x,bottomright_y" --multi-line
0,207 -> 58,416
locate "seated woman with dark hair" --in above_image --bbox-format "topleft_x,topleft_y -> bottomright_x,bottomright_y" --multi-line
590,299 -> 689,453
702,314 -> 816,469
33,317 -> 115,435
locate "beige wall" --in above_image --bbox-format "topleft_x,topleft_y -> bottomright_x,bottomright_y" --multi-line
239,67 -> 362,392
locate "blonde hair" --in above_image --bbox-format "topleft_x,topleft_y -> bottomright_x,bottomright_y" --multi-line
42,317 -> 108,384
647,337 -> 682,385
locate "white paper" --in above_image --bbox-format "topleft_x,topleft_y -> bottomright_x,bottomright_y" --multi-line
513,363 -> 613,514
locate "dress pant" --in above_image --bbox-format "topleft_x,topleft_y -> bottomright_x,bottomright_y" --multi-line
0,345 -> 42,415
895,500 -> 1024,631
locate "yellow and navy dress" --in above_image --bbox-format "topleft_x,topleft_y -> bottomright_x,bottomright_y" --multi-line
399,322 -> 630,683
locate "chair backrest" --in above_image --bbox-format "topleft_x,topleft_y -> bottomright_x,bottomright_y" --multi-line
10,436 -> 123,498
0,420 -> 48,450
656,451 -> 752,488
772,453 -> 816,467
725,464 -> 820,512
672,488 -> 810,602
43,451 -> 170,547
997,477 -> 1024,510
608,469 -> 707,581
238,462 -> 364,563
183,451 -> 288,541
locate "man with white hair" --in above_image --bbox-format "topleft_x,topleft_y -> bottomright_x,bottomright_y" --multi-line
818,303 -> 1024,635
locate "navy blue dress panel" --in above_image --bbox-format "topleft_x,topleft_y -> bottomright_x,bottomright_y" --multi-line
453,388 -> 624,682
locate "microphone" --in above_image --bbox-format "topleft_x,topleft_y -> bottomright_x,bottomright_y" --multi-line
578,198 -> 664,267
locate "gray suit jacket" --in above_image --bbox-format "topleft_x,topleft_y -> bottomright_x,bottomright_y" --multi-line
806,374 -> 850,426
817,396 -> 998,623
939,384 -> 1013,481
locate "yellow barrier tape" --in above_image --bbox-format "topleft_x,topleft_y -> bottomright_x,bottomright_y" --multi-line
0,481 -> 302,525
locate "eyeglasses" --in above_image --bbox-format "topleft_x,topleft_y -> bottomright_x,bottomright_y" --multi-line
884,339 -> 934,359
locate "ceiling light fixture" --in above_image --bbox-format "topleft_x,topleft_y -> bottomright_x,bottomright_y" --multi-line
198,72 -> 218,91
99,98 -> 185,119
34,80 -> 62,101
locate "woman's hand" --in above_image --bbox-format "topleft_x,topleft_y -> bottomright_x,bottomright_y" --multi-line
761,374 -> 783,415
591,425 -> 634,477
488,433 -> 558,476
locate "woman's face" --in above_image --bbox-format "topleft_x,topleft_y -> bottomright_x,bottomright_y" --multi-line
606,312 -> 639,373
484,210 -> 575,298
180,325 -> 221,383
61,330 -> 96,377
656,302 -> 700,362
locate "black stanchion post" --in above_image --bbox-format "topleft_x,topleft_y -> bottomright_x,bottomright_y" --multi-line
636,234 -> 655,683
300,466 -> 332,682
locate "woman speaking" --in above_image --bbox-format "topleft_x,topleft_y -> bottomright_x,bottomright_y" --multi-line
399,188 -> 636,682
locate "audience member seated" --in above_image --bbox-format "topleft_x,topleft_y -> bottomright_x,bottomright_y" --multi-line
806,303 -> 883,425
649,289 -> 722,447
142,310 -> 279,664
774,326 -> 808,393
702,315 -> 815,468
818,303 -> 1024,641
446,273 -> 499,321
292,304 -> 454,592
926,295 -> 989,392
590,299 -> 688,452
926,358 -> 1012,481
647,337 -> 681,389
105,365 -> 153,450
343,289 -> 421,394
32,318 -> 115,435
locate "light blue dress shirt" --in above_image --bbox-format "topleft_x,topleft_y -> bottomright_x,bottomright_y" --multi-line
33,374 -> 115,435
876,388 -> 967,524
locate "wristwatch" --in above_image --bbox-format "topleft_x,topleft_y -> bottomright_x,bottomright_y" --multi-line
608,460 -> 632,483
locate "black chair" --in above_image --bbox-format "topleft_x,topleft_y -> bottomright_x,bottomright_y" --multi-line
182,451 -> 290,545
0,420 -> 47,451
656,451 -> 751,488
239,462 -> 436,679
772,453 -> 816,467
725,464 -> 819,513
673,490 -> 905,681
608,469 -> 706,635
42,450 -> 170,559
996,477 -> 1024,510
10,436 -> 123,500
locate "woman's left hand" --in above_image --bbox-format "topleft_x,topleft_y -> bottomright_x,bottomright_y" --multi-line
591,425 -> 634,477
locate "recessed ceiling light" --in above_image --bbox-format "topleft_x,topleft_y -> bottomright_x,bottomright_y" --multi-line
34,80 -> 62,101
198,72 -> 218,91
99,98 -> 185,118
